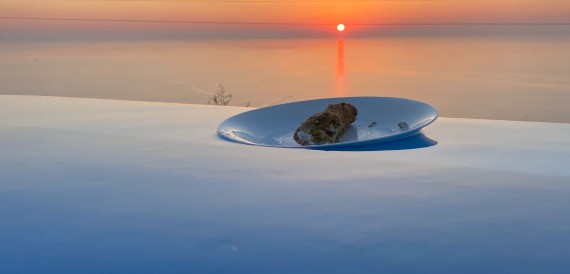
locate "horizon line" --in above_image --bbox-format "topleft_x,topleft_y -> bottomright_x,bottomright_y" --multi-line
2,16 -> 570,26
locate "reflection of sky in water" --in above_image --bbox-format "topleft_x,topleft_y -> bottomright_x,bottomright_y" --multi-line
1,35 -> 570,123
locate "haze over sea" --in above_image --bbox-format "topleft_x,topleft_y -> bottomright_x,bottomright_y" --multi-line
2,23 -> 569,123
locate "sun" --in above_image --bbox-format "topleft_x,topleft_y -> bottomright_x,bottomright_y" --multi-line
337,23 -> 345,32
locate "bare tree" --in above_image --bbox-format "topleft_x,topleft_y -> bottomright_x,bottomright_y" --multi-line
208,84 -> 232,106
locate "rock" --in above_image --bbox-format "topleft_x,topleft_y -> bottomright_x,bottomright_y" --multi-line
293,103 -> 358,146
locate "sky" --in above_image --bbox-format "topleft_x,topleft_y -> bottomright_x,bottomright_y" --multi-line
1,0 -> 570,39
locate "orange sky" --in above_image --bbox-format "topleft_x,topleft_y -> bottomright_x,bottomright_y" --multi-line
2,0 -> 570,38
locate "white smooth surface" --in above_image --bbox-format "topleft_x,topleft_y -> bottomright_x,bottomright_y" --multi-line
1,95 -> 570,274
217,97 -> 438,148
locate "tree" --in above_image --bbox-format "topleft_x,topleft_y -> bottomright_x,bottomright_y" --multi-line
208,84 -> 232,106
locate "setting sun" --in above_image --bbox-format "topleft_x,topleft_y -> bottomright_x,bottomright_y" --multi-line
337,24 -> 345,32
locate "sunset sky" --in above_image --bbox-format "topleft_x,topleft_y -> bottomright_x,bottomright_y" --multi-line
2,0 -> 570,39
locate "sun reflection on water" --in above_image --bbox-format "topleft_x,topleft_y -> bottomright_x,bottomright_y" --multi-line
334,37 -> 346,97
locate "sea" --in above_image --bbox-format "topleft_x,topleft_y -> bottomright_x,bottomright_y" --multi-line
2,30 -> 570,123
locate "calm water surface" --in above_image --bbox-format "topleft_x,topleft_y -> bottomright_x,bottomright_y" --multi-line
1,36 -> 569,123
